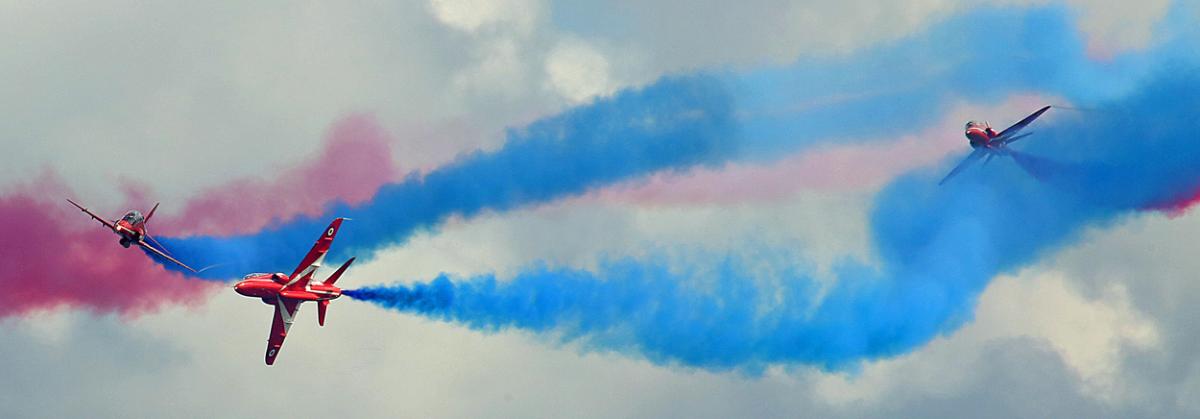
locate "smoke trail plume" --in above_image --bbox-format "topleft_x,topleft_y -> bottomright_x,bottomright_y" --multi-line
0,115 -> 397,317
347,69 -> 1200,371
0,174 -> 218,317
1147,187 -> 1200,217
156,115 -> 401,236
590,97 -> 1052,205
160,76 -> 738,278
155,7 -> 1167,282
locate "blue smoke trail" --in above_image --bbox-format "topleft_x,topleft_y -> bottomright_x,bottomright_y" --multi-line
730,6 -> 1159,159
159,6 -> 1171,281
346,69 -> 1200,371
160,75 -> 738,279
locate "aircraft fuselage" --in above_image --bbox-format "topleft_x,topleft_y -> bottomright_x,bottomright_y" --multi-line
112,218 -> 147,247
965,126 -> 998,149
234,274 -> 343,302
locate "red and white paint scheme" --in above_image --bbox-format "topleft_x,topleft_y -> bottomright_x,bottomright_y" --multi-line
964,120 -> 1001,148
234,218 -> 356,365
939,105 -> 1053,185
67,199 -> 200,272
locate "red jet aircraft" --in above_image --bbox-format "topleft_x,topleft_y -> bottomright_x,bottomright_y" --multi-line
939,105 -> 1053,185
234,218 -> 356,365
67,199 -> 201,272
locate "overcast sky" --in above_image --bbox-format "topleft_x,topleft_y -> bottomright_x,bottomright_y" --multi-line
2,1 -> 1197,418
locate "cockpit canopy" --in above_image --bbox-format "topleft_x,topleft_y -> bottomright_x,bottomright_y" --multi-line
965,120 -> 989,131
242,272 -> 289,282
121,210 -> 145,225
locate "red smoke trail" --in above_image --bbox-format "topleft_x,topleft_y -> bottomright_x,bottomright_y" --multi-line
0,174 -> 218,318
0,115 -> 401,318
1148,187 -> 1200,218
157,115 -> 401,236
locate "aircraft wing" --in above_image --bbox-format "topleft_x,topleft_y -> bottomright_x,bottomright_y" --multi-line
938,148 -> 988,185
285,218 -> 347,289
136,239 -> 198,273
265,297 -> 302,365
995,105 -> 1051,142
66,199 -> 117,231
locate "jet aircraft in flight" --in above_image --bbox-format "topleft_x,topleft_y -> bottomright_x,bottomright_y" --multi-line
234,218 -> 356,365
939,105 -> 1053,185
66,199 -> 201,272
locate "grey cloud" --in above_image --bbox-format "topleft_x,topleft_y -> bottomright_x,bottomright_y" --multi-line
0,314 -> 189,418
1041,212 -> 1200,416
551,0 -> 961,76
863,338 -> 1127,419
0,1 -> 570,206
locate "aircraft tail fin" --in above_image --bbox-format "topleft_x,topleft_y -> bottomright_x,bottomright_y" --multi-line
318,300 -> 329,327
145,202 -> 160,224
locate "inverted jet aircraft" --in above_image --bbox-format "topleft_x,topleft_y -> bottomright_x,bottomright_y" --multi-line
66,199 -> 200,272
939,105 -> 1053,185
234,218 -> 356,365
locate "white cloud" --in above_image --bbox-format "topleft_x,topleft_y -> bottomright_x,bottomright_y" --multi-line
428,0 -> 544,35
974,272 -> 1159,400
547,0 -> 961,80
451,37 -> 531,100
544,38 -> 615,103
549,0 -> 1171,88
1006,0 -> 1173,54
0,2 -> 564,208
810,272 -> 1159,406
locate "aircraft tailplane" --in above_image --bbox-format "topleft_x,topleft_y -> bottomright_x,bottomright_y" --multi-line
317,257 -> 353,327
325,257 -> 355,285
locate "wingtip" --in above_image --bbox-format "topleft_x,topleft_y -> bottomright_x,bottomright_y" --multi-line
195,263 -> 224,274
